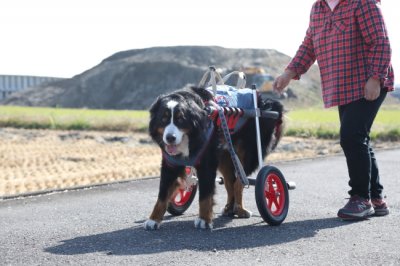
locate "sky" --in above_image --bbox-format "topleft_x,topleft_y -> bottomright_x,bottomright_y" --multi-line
0,0 -> 399,83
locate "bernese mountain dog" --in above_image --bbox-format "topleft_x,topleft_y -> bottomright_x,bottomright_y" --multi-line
144,87 -> 284,230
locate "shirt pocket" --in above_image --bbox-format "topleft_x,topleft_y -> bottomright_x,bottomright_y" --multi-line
332,13 -> 352,34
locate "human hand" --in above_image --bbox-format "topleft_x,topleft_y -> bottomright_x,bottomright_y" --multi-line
364,77 -> 381,101
273,70 -> 296,94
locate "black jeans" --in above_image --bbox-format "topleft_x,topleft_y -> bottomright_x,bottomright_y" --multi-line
338,89 -> 387,200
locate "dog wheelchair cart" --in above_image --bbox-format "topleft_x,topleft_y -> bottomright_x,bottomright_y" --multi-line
167,67 -> 296,226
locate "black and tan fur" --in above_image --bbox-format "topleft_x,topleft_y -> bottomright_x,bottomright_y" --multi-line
144,87 -> 284,230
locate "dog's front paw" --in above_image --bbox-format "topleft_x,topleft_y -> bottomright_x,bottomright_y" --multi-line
194,218 -> 213,230
144,219 -> 160,230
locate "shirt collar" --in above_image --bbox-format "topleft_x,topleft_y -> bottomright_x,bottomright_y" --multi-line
317,0 -> 347,5
317,0 -> 348,9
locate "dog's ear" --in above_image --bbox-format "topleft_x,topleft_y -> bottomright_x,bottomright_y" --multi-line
187,99 -> 208,132
148,96 -> 162,139
149,96 -> 161,117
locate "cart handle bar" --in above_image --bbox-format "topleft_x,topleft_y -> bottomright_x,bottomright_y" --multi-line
205,106 -> 279,120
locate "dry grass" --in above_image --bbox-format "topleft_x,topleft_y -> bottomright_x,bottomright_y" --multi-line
2,128 -> 399,198
0,129 -> 160,197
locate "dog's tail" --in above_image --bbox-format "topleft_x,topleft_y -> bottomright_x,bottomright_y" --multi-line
271,113 -> 284,151
260,97 -> 285,153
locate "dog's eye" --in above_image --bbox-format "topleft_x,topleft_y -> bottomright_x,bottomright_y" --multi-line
175,112 -> 184,124
162,116 -> 168,123
162,112 -> 170,123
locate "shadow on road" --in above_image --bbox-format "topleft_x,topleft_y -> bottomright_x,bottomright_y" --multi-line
45,216 -> 350,255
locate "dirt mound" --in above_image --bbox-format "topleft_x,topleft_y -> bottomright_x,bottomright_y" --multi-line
0,46 -> 322,110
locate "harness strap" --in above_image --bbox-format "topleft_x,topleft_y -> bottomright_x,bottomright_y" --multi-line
222,71 -> 246,89
216,105 -> 249,187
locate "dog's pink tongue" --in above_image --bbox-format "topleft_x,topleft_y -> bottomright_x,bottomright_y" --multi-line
166,144 -> 178,155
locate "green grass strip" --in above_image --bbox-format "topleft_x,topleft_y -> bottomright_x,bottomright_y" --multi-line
285,107 -> 400,140
1,105 -> 399,140
0,106 -> 149,132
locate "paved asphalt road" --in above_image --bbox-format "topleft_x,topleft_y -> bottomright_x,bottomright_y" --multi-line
1,149 -> 399,266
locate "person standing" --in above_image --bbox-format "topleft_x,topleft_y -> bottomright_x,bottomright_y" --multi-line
273,0 -> 394,220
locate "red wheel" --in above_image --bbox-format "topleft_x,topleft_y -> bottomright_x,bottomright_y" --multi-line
167,167 -> 197,216
255,165 -> 289,225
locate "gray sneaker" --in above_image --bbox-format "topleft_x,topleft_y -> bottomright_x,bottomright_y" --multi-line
337,195 -> 374,220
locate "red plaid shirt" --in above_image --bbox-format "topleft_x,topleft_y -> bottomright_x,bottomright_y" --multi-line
287,0 -> 394,108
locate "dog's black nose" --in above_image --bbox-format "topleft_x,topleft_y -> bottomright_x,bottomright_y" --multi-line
166,134 -> 176,143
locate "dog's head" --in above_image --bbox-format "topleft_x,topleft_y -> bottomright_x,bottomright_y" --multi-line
149,89 -> 208,157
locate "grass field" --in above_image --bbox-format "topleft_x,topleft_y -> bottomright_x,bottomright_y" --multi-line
0,105 -> 399,140
285,106 -> 400,140
0,106 -> 148,132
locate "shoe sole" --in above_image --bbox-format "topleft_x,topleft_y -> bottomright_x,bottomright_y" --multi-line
338,213 -> 369,221
338,209 -> 375,221
373,208 -> 389,216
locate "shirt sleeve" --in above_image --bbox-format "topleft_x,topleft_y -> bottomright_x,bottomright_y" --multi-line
286,12 -> 317,80
356,0 -> 392,80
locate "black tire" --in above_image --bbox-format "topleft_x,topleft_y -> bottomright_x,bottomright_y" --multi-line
167,184 -> 197,216
255,165 -> 289,225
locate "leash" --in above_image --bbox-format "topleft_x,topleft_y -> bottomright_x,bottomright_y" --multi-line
216,104 -> 249,187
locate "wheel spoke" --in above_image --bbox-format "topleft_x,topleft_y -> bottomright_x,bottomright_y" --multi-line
267,196 -> 274,210
172,186 -> 194,206
272,197 -> 280,210
177,189 -> 184,203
